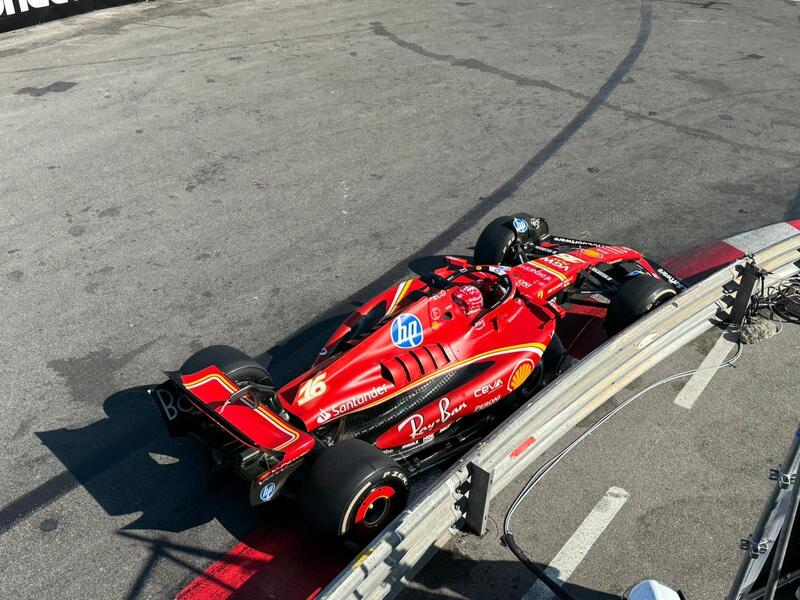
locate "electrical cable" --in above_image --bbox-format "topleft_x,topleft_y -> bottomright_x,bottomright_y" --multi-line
502,336 -> 744,596
749,274 -> 800,328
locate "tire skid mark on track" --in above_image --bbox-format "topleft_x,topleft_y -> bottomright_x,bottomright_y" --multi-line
0,25 -> 371,77
370,21 -> 591,101
371,22 -> 800,162
331,0 -> 655,313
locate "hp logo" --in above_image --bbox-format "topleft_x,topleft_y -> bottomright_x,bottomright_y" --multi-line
391,314 -> 424,349
259,482 -> 277,502
512,218 -> 529,234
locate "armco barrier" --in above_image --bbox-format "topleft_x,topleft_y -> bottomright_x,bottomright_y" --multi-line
320,232 -> 800,600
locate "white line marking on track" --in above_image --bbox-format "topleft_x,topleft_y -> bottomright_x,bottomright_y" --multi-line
522,486 -> 629,600
673,331 -> 737,410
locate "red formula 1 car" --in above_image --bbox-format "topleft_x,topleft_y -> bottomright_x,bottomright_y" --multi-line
152,215 -> 684,539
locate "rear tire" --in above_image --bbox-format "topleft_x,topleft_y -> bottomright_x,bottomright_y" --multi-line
298,439 -> 409,541
179,346 -> 274,484
605,276 -> 677,334
179,345 -> 272,385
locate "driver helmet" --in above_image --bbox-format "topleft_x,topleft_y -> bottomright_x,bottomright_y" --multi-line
452,284 -> 483,316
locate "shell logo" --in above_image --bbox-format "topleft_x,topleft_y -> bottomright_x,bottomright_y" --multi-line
582,248 -> 602,258
508,359 -> 535,392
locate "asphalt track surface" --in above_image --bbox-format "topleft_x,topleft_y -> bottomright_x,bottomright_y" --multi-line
1,0 -> 799,597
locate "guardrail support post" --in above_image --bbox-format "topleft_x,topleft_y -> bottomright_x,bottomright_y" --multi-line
730,260 -> 763,328
466,462 -> 494,536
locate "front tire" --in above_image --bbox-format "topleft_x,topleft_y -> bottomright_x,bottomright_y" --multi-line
473,214 -> 549,266
298,439 -> 409,541
605,275 -> 677,334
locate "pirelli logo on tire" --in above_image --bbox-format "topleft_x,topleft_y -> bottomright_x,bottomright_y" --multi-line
383,469 -> 409,486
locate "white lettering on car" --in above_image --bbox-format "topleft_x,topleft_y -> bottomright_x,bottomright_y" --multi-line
398,397 -> 467,438
316,384 -> 390,423
657,268 -> 685,290
473,379 -> 502,397
475,395 -> 502,412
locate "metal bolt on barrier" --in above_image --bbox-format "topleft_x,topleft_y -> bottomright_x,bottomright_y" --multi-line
768,468 -> 796,489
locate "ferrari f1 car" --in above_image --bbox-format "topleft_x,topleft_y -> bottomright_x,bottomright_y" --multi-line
151,215 -> 684,540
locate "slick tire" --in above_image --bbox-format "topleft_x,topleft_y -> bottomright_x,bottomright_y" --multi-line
474,217 -> 517,266
473,213 -> 547,266
179,345 -> 272,385
298,439 -> 409,541
605,275 -> 677,335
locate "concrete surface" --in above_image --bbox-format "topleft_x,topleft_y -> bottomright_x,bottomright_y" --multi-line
400,323 -> 799,599
1,0 -> 799,597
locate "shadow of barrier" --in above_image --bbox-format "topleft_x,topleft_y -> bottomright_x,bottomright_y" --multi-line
0,0 -> 139,33
319,231 -> 800,599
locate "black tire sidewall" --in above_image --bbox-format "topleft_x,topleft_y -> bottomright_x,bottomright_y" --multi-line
474,218 -> 518,265
179,345 -> 271,385
298,439 -> 409,539
473,214 -> 546,266
342,470 -> 409,539
606,276 -> 677,333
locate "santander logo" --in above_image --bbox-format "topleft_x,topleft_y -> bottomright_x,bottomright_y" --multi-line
316,408 -> 332,424
315,384 -> 390,425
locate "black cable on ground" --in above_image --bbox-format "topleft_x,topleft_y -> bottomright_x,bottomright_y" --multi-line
502,532 -> 577,600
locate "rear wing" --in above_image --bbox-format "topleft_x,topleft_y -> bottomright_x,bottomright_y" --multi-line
166,365 -> 315,460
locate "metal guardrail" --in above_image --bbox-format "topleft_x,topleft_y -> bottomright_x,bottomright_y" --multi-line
321,233 -> 800,600
728,423 -> 800,599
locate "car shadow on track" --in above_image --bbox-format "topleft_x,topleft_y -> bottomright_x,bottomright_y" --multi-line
35,384 -> 261,535
30,255 -> 458,538
32,312 -> 350,537
394,547 -> 621,600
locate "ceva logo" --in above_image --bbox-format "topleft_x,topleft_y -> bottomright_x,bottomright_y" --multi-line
0,0 -> 75,16
391,313 -> 423,349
